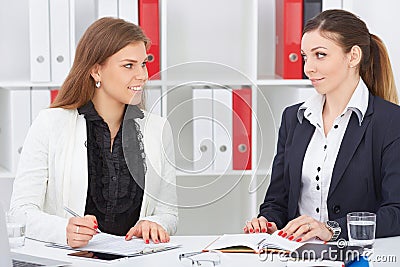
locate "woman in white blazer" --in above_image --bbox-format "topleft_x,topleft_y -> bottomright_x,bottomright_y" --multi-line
10,17 -> 178,248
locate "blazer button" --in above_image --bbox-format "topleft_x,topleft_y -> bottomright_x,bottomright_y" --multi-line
333,205 -> 341,214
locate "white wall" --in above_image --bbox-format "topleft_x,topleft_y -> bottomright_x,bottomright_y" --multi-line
343,0 -> 400,96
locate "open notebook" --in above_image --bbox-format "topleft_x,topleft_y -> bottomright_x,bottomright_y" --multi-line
203,232 -> 303,254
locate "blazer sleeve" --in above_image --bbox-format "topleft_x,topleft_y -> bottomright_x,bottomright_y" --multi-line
9,110 -> 69,245
374,113 -> 400,238
140,118 -> 178,235
258,107 -> 290,228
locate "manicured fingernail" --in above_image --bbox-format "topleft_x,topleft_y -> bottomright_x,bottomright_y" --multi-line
154,239 -> 159,244
296,238 -> 302,242
278,230 -> 283,236
249,229 -> 254,233
288,235 -> 294,241
145,239 -> 149,244
261,228 -> 266,233
94,220 -> 97,225
243,227 -> 247,231
282,232 -> 288,238
267,222 -> 272,227
125,234 -> 129,240
94,225 -> 98,229
255,229 -> 259,233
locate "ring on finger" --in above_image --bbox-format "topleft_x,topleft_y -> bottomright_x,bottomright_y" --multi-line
307,223 -> 311,232
76,225 -> 80,234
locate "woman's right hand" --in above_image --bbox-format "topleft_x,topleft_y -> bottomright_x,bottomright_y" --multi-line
243,216 -> 277,234
66,215 -> 99,248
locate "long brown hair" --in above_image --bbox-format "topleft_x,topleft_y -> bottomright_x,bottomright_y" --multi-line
303,9 -> 398,104
51,17 -> 150,109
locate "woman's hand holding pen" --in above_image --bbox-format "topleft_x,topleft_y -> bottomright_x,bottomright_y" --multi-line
244,216 -> 277,234
66,215 -> 99,248
125,220 -> 170,244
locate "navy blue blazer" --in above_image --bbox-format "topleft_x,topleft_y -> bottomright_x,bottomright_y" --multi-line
259,93 -> 400,239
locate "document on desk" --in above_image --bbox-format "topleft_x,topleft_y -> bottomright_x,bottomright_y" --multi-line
47,232 -> 181,256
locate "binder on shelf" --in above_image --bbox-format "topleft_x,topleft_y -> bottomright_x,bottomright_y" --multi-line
0,89 -> 31,174
119,0 -> 139,24
29,0 -> 51,82
97,0 -> 118,18
139,0 -> 160,79
213,89 -> 233,172
275,0 -> 303,79
303,0 -> 322,79
49,0 -> 71,84
192,88 -> 214,173
232,88 -> 252,170
50,89 -> 59,103
145,87 -> 162,116
31,89 -> 51,122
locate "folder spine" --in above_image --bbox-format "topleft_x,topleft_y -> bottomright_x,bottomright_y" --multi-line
275,0 -> 303,79
232,88 -> 252,170
139,0 -> 160,79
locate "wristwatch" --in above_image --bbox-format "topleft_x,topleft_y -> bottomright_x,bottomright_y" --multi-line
325,221 -> 341,241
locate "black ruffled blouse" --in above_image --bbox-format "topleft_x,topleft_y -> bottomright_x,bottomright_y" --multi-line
78,101 -> 146,236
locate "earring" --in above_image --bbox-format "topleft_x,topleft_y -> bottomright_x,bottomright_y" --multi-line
95,81 -> 101,88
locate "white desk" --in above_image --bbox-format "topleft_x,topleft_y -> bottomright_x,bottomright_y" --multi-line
12,235 -> 400,267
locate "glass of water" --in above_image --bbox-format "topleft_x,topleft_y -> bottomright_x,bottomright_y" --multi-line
6,212 -> 26,248
347,212 -> 376,246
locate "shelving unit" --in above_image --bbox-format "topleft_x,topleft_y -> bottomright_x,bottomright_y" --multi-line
5,0 -> 399,236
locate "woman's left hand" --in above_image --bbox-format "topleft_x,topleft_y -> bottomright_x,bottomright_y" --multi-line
125,220 -> 170,244
280,215 -> 333,242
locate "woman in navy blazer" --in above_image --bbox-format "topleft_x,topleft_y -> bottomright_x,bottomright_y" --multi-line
244,9 -> 400,242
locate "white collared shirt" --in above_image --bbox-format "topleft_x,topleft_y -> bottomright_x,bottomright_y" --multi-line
297,78 -> 369,222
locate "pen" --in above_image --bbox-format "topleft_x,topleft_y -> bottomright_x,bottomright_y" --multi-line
63,206 -> 102,233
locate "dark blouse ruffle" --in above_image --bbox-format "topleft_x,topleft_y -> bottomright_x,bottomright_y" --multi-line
78,101 -> 146,236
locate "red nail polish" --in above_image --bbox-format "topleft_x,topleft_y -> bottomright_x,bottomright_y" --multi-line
296,238 -> 302,242
145,239 -> 149,244
125,234 -> 129,240
288,235 -> 294,241
267,222 -> 272,227
278,230 -> 283,236
255,229 -> 260,233
249,229 -> 254,233
94,225 -> 98,229
261,228 -> 266,233
282,232 -> 288,238
155,239 -> 159,244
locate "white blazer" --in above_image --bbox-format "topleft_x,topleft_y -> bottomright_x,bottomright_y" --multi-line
10,108 -> 178,244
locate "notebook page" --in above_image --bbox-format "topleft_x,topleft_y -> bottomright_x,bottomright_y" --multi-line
77,233 -> 180,256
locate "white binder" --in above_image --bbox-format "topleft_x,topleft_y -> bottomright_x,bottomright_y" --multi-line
0,89 -> 31,174
192,88 -> 214,173
322,0 -> 342,10
29,0 -> 51,82
97,0 -> 118,18
213,88 -> 232,172
145,88 -> 162,116
118,0 -> 139,24
31,88 -> 51,122
49,0 -> 71,84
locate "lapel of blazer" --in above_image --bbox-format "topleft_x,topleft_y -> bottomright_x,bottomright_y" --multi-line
289,118 -> 315,208
328,94 -> 374,198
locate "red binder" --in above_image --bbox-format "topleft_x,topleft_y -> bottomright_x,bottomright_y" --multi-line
232,88 -> 252,170
275,0 -> 303,79
138,0 -> 160,80
50,89 -> 59,103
